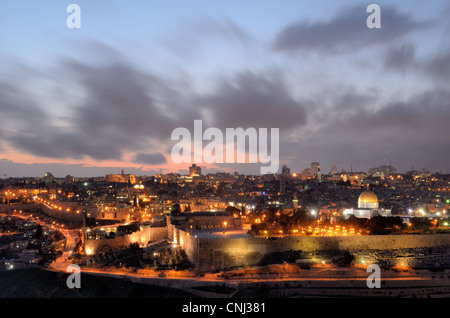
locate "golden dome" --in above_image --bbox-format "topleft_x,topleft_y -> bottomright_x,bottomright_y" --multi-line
358,191 -> 378,204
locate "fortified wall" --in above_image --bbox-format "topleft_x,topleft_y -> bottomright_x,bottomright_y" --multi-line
0,203 -> 36,213
0,202 -> 84,222
174,228 -> 450,270
39,202 -> 84,222
85,226 -> 168,253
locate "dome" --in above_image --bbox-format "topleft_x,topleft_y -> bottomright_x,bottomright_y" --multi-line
358,191 -> 378,204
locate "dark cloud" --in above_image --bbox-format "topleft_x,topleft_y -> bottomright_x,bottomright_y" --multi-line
66,60 -> 190,140
2,46 -> 309,172
4,52 -> 201,162
2,45 -> 309,169
7,51 -> 450,175
190,18 -> 254,44
285,88 -> 450,173
273,5 -> 429,55
0,78 -> 52,156
383,43 -> 417,72
161,18 -> 255,61
198,70 -> 308,130
1,6 -> 449,178
382,44 -> 450,82
3,57 -> 450,175
424,50 -> 450,81
132,152 -> 167,165
0,81 -> 47,127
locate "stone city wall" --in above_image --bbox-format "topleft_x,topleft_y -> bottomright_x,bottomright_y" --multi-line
0,203 -> 36,213
0,202 -> 83,222
38,202 -> 84,222
176,231 -> 450,270
85,226 -> 168,253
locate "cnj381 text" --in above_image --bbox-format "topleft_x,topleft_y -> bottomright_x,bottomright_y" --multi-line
226,303 -> 265,314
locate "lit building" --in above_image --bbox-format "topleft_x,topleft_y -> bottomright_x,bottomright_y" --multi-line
301,168 -> 314,180
189,164 -> 202,177
105,170 -> 136,184
330,164 -> 338,175
367,164 -> 396,178
96,203 -> 132,222
311,162 -> 320,177
43,172 -> 55,184
342,190 -> 391,219
281,165 -> 290,176
166,209 -> 243,242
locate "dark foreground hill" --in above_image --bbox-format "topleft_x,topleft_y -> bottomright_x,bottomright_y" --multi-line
0,268 -> 197,298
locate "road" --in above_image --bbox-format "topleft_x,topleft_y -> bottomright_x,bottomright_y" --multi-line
49,227 -> 79,271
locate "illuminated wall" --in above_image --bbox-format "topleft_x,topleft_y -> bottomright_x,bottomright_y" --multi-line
84,226 -> 168,253
178,232 -> 450,270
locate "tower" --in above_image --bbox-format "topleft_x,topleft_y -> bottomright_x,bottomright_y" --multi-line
331,164 -> 338,175
189,164 -> 201,177
280,178 -> 286,194
280,165 -> 290,194
293,195 -> 299,210
311,162 -> 320,177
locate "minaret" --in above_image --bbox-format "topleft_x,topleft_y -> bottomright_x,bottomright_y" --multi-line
280,178 -> 286,194
293,196 -> 299,211
280,165 -> 290,194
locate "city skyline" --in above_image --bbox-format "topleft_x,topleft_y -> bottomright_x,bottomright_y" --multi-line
1,1 -> 450,177
0,158 -> 437,179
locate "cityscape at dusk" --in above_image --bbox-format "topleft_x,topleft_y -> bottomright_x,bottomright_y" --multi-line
1,0 -> 450,310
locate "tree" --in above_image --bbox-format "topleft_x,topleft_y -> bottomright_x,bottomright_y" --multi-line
35,224 -> 43,239
411,217 -> 432,232
129,242 -> 141,253
225,205 -> 240,214
265,207 -> 277,224
292,208 -> 308,225
279,214 -> 290,231
385,217 -> 404,231
342,251 -> 354,266
366,216 -> 403,234
256,204 -> 263,214
171,203 -> 181,215
367,216 -> 389,235
342,215 -> 368,229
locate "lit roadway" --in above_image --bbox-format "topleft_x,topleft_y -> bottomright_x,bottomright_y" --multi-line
4,211 -> 79,271
49,227 -> 78,272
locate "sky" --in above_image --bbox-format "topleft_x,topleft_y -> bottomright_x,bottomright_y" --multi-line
0,0 -> 450,177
